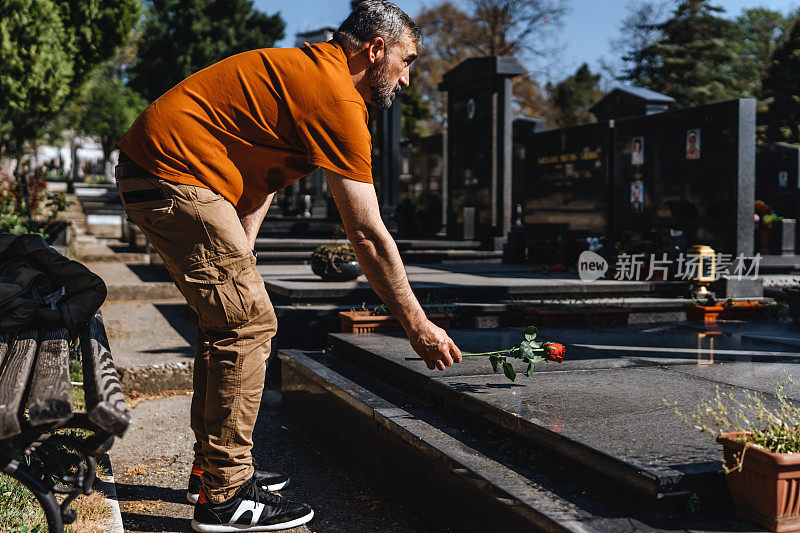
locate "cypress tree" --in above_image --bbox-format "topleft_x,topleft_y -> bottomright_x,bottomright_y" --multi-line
762,17 -> 800,143
636,0 -> 739,107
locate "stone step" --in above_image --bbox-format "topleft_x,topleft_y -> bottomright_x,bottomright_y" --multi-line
279,349 -> 750,532
271,299 -> 689,351
326,326 -> 800,501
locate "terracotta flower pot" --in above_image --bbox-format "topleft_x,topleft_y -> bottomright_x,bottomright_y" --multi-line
717,432 -> 800,532
685,301 -> 777,323
684,302 -> 725,323
340,311 -> 452,334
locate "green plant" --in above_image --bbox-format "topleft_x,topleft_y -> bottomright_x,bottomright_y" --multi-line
687,492 -> 701,515
419,293 -> 456,315
0,170 -> 70,237
462,326 -> 565,381
666,375 -> 800,473
348,302 -> 389,316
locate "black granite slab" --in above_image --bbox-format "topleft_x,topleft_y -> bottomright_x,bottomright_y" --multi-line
329,326 -> 800,499
280,349 -> 761,532
263,263 -> 686,303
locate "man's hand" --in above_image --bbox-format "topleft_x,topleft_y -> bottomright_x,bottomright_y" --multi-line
325,172 -> 463,371
408,321 -> 462,371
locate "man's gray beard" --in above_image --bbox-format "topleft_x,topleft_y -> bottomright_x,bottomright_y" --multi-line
366,56 -> 397,109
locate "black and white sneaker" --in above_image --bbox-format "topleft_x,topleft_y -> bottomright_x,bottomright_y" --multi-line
187,463 -> 290,504
191,476 -> 313,532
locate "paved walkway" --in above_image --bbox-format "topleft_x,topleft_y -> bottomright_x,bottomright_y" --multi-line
83,234 -> 436,532
109,389 -> 435,532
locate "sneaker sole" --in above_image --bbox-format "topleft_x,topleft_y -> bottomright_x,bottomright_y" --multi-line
188,479 -> 288,505
191,509 -> 313,532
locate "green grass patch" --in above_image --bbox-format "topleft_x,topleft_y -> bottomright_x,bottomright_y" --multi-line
0,453 -> 47,532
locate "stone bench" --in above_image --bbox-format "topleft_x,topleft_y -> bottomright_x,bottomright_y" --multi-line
0,313 -> 130,532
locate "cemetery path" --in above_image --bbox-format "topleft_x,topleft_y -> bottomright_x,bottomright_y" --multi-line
110,389 -> 438,532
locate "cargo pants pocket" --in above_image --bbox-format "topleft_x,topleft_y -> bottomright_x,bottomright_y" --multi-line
182,253 -> 269,331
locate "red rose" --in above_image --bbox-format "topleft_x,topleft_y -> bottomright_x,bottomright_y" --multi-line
544,342 -> 565,363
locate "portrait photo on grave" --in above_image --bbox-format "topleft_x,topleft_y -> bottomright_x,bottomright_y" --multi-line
685,129 -> 701,160
631,137 -> 644,165
779,170 -> 788,187
630,182 -> 644,213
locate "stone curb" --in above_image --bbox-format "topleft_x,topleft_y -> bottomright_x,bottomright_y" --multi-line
95,453 -> 124,533
117,361 -> 194,395
106,282 -> 181,301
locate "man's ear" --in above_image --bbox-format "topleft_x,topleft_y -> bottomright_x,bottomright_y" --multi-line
367,36 -> 385,64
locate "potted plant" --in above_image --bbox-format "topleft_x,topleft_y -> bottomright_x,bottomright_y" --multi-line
310,243 -> 362,281
340,302 -> 452,334
668,379 -> 800,532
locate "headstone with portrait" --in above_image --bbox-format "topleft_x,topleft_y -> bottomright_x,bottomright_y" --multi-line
611,99 -> 756,258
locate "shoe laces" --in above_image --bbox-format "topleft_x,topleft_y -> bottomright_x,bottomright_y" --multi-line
241,477 -> 284,507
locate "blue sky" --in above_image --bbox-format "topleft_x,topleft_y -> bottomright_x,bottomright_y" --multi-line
256,0 -> 800,84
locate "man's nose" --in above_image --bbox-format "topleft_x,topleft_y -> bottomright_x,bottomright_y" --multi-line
399,67 -> 410,87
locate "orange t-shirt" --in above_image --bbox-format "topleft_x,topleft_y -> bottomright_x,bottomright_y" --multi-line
117,41 -> 373,214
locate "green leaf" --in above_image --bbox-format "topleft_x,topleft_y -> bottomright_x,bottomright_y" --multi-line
526,362 -> 535,376
490,355 -> 501,372
530,355 -> 545,364
529,340 -> 542,349
502,361 -> 516,381
525,326 -> 538,341
520,342 -> 534,359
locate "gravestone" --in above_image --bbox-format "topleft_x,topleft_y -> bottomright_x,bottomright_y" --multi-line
611,99 -> 756,257
515,121 -> 612,263
439,57 -> 524,247
590,86 -> 675,121
756,142 -> 800,254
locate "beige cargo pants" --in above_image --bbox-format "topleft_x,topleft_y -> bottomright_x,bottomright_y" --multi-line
116,176 -> 277,504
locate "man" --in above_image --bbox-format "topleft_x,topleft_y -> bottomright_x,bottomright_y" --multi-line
114,2 -> 462,531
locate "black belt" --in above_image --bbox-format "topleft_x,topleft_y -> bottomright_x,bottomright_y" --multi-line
115,152 -> 159,180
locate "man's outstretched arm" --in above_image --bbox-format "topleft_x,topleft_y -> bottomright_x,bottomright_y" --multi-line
326,172 -> 462,370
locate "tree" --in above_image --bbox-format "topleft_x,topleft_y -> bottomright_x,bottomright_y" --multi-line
625,0 -> 740,107
467,0 -> 567,57
730,8 -> 790,102
414,1 -> 561,131
129,0 -> 286,102
607,1 -> 669,85
762,17 -> 800,144
57,0 -> 140,97
0,0 -> 73,158
547,63 -> 603,128
0,0 -> 140,159
72,69 -> 147,168
401,71 -> 432,143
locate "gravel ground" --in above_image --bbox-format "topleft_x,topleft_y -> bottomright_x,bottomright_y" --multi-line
110,389 -> 436,532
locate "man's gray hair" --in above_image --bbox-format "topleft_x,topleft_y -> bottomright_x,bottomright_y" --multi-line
334,0 -> 422,52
